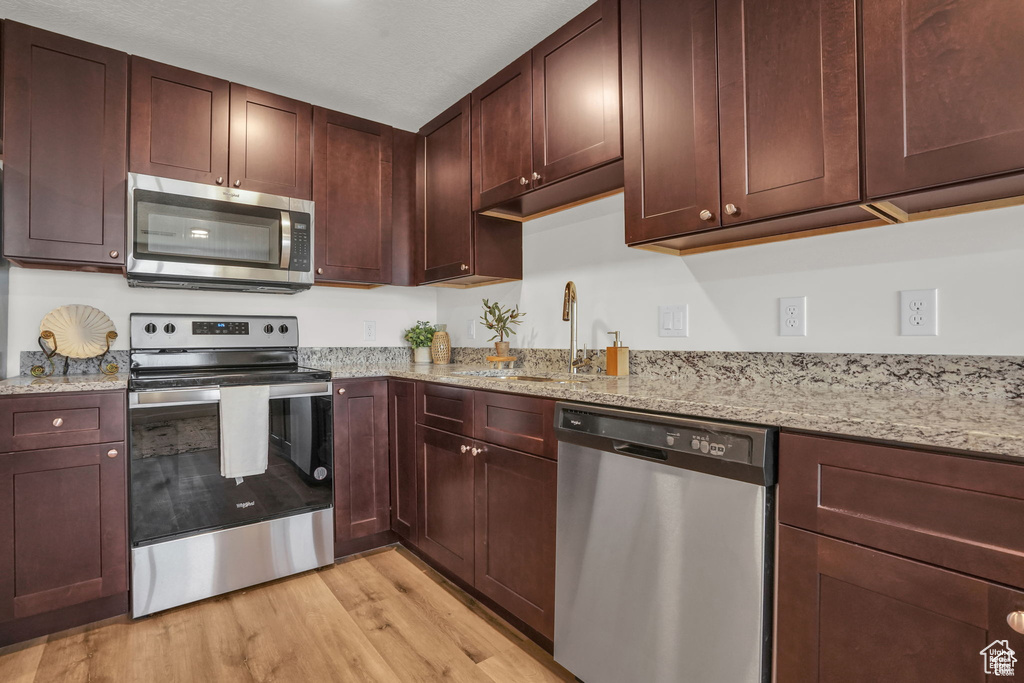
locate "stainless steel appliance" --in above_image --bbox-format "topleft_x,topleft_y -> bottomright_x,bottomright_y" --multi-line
127,173 -> 314,293
128,313 -> 333,617
553,403 -> 776,683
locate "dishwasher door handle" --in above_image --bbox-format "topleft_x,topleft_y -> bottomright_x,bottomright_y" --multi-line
612,441 -> 668,461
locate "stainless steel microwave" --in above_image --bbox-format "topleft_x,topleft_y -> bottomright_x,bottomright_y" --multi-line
127,173 -> 314,294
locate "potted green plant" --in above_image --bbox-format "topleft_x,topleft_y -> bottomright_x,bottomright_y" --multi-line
404,321 -> 436,363
480,299 -> 525,357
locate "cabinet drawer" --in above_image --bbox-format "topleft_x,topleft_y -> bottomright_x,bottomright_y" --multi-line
474,391 -> 555,459
0,392 -> 125,452
416,383 -> 474,437
779,431 -> 1024,590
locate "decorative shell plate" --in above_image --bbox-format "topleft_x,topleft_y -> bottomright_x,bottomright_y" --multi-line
40,305 -> 117,359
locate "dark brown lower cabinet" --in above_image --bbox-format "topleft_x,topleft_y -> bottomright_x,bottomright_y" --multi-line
417,425 -> 476,584
333,380 -> 390,546
389,380 -> 418,542
0,442 -> 128,645
474,443 -> 556,639
777,525 -> 1024,682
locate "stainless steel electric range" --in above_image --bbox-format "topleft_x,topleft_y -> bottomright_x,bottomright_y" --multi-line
127,313 -> 334,617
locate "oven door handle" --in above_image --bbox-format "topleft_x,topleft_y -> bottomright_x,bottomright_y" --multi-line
129,382 -> 332,409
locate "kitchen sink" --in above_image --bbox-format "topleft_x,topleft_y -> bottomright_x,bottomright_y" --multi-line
453,371 -> 594,384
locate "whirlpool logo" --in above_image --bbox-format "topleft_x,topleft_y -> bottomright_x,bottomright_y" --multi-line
236,501 -> 255,509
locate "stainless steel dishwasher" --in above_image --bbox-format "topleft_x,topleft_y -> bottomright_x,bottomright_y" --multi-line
553,402 -> 776,683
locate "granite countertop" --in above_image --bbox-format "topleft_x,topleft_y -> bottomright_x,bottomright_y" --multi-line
4,363 -> 1023,460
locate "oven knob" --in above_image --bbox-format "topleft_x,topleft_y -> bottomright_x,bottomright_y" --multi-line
279,324 -> 289,334
264,324 -> 274,334
144,323 -> 157,334
164,323 -> 176,334
313,467 -> 328,481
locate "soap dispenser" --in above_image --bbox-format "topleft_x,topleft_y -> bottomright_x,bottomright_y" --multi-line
606,331 -> 629,377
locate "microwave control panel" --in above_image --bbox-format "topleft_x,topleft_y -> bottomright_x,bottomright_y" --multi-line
289,216 -> 311,272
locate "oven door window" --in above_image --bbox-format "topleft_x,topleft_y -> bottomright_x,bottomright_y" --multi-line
129,395 -> 333,546
133,190 -> 285,269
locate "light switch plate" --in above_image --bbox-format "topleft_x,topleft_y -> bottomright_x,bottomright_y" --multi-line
900,289 -> 938,336
779,297 -> 807,336
466,319 -> 476,340
658,305 -> 689,337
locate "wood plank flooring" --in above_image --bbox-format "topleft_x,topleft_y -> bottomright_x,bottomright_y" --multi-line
0,546 -> 573,683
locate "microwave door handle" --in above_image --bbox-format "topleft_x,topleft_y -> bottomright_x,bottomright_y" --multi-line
280,211 -> 292,270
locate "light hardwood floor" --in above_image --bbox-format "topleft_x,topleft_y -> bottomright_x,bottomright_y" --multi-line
0,545 -> 573,682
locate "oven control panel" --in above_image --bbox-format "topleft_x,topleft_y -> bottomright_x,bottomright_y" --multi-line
131,314 -> 299,350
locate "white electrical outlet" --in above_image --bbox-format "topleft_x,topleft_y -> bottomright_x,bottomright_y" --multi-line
466,319 -> 476,340
779,297 -> 807,336
363,321 -> 377,341
658,305 -> 689,337
900,289 -> 938,336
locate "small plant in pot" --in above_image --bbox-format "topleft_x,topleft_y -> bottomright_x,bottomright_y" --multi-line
404,321 -> 436,363
480,299 -> 525,357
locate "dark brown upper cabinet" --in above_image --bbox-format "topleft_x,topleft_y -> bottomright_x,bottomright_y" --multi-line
621,0 -> 721,246
313,107 -> 393,285
229,85 -> 312,199
716,0 -> 860,225
532,0 -> 621,188
129,57 -> 230,186
862,0 -> 1024,199
472,53 -> 534,210
417,96 -> 522,286
2,22 -> 127,269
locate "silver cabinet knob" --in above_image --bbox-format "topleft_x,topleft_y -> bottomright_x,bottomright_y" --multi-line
107,449 -> 118,459
109,250 -> 119,258
1009,611 -> 1024,634
471,447 -> 481,456
460,263 -> 469,271
337,388 -> 346,395
520,177 -> 528,186
461,445 -> 469,453
52,417 -> 64,427
234,180 -> 241,187
532,172 -> 541,181
215,177 -> 224,185
724,203 -> 739,216
317,267 -> 324,275
699,209 -> 714,221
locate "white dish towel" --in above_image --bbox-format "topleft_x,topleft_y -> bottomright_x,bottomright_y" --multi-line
219,384 -> 270,479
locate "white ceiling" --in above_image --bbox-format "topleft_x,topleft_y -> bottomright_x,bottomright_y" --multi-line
2,0 -> 594,131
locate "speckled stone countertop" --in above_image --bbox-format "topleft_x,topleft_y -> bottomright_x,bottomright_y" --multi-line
323,363 -> 1024,460
0,373 -> 129,395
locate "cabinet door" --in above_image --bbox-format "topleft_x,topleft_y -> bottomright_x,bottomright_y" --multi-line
313,107 -> 393,284
716,0 -> 860,224
129,57 -> 229,186
334,380 -> 390,544
532,0 -> 621,187
418,96 -> 473,283
777,525 -> 1024,682
474,443 -> 556,639
3,22 -> 127,267
472,53 -> 533,210
0,443 -> 127,623
863,0 -> 1024,198
417,425 -> 475,584
229,84 -> 312,199
621,0 -> 720,244
389,380 -> 418,542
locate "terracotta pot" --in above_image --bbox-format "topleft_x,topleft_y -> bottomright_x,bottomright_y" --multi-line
413,347 -> 432,364
494,341 -> 511,357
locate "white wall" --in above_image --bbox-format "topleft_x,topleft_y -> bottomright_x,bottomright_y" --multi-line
5,270 -> 436,377
437,194 -> 1024,356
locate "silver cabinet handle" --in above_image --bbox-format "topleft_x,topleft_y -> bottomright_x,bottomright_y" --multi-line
520,177 -> 528,186
216,177 -> 224,185
471,447 -> 481,456
461,445 -> 469,454
234,180 -> 241,187
317,267 -> 324,275
532,172 -> 541,181
107,449 -> 118,459
52,417 -> 64,427
460,264 -> 469,271
109,250 -> 119,259
1009,611 -> 1024,634
699,209 -> 714,221
338,387 -> 346,395
724,203 -> 739,216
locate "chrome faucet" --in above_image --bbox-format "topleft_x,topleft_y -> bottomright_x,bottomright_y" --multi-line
562,281 -> 591,373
